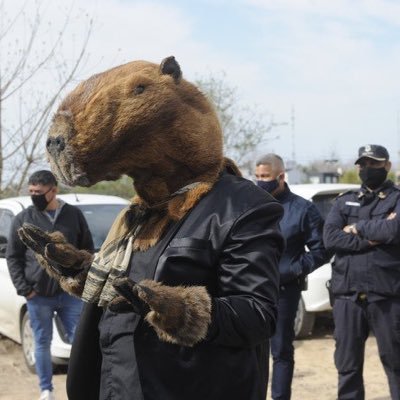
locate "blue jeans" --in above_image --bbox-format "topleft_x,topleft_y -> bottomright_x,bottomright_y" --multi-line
27,292 -> 83,391
271,281 -> 302,400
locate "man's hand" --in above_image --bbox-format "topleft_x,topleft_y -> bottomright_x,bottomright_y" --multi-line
343,224 -> 358,235
25,290 -> 36,300
387,212 -> 397,220
344,213 -> 396,245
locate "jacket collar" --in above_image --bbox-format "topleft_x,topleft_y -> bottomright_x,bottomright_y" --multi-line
358,179 -> 393,200
274,182 -> 291,202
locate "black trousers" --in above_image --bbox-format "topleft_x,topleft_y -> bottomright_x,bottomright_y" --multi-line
333,297 -> 400,400
270,280 -> 302,400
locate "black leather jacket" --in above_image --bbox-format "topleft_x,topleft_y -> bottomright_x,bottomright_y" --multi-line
67,171 -> 284,400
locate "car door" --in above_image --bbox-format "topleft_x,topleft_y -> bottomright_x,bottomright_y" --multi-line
0,207 -> 25,342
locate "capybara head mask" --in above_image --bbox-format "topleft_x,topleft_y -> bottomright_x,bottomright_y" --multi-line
46,57 -> 223,203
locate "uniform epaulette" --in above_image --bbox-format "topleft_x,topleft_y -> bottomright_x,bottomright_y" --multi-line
337,189 -> 358,198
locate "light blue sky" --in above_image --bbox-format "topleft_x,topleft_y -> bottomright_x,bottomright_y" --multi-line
4,0 -> 400,167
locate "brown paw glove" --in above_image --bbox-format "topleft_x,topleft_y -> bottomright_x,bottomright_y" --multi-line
111,276 -> 212,347
109,277 -> 150,315
18,223 -> 93,297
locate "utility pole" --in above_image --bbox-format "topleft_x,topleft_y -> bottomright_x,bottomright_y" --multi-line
397,110 -> 400,184
291,105 -> 296,163
397,110 -> 400,164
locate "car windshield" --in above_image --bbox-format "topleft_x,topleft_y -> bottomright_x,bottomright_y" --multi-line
76,204 -> 126,251
311,193 -> 340,219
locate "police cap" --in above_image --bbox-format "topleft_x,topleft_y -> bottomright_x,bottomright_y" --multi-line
354,144 -> 389,165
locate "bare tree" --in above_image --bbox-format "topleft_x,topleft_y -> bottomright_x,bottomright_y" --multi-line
196,72 -> 284,169
0,0 -> 92,196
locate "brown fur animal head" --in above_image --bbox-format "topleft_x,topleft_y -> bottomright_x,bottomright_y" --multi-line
47,56 -> 223,205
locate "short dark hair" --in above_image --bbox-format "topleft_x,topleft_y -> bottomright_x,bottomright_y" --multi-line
28,170 -> 58,186
256,153 -> 285,172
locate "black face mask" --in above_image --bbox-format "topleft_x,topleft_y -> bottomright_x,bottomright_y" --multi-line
31,188 -> 52,211
359,167 -> 388,189
257,179 -> 279,193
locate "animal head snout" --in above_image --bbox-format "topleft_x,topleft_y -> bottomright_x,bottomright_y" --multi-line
46,136 -> 65,155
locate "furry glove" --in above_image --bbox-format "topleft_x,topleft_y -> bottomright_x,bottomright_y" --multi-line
18,223 -> 94,297
111,276 -> 212,347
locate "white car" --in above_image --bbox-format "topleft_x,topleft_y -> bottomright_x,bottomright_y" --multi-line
0,193 -> 129,372
289,183 -> 359,338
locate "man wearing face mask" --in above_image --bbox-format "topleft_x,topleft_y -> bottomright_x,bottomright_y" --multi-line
323,144 -> 400,400
255,154 -> 328,400
6,170 -> 94,400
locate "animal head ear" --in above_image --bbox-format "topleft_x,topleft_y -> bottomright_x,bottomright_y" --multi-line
160,56 -> 182,83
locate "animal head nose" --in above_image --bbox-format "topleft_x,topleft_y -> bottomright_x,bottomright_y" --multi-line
46,136 -> 65,154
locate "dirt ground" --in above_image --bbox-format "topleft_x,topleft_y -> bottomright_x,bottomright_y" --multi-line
0,319 -> 391,400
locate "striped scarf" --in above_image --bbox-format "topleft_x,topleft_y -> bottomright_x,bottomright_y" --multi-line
81,207 -> 137,306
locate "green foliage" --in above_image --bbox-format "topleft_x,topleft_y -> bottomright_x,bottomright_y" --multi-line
339,169 -> 360,184
60,175 -> 135,200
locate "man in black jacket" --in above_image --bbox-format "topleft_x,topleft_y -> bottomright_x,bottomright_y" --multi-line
255,154 -> 328,400
6,170 -> 94,400
323,144 -> 400,400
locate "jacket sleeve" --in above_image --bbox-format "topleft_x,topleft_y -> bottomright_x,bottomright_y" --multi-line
291,202 -> 329,276
77,208 -> 95,253
355,198 -> 400,244
6,214 -> 32,297
323,198 -> 370,253
207,201 -> 284,348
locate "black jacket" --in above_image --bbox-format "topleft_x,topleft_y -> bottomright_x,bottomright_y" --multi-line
276,184 -> 328,285
323,181 -> 400,296
67,172 -> 284,400
6,202 -> 94,297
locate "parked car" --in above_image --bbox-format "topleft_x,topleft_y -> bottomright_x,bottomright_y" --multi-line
289,183 -> 359,338
0,193 -> 129,372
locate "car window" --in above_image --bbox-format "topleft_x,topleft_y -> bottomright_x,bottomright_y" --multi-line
311,193 -> 340,220
76,204 -> 126,251
0,208 -> 14,258
0,208 -> 14,239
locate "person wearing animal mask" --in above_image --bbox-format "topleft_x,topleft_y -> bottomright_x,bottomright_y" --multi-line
324,144 -> 400,400
18,57 -> 285,400
255,153 -> 328,400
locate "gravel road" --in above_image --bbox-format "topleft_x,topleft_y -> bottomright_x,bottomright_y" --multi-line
0,319 -> 391,400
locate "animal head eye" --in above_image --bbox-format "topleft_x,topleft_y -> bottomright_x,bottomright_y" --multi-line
133,85 -> 145,95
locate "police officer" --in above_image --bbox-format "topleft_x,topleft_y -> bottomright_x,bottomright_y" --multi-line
255,154 -> 328,400
323,144 -> 400,400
